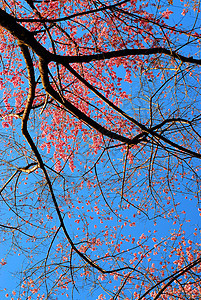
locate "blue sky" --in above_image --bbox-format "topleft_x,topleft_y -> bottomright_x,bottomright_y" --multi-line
0,0 -> 200,299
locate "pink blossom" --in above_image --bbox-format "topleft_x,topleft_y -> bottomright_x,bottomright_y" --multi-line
161,9 -> 173,19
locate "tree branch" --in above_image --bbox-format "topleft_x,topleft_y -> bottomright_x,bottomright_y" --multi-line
62,48 -> 201,65
1,8 -> 201,67
16,0 -> 130,23
138,257 -> 201,300
39,58 -> 138,145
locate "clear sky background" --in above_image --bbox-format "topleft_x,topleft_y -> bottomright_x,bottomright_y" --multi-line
0,1 -> 200,299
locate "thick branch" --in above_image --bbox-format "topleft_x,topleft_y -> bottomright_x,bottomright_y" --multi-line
64,64 -> 201,159
19,46 -> 108,274
19,42 -> 36,131
0,8 -> 51,59
61,48 -> 201,65
1,8 -> 201,67
1,9 -> 199,158
39,58 -> 138,145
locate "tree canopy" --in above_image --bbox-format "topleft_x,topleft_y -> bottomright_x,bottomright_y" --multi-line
0,0 -> 200,299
